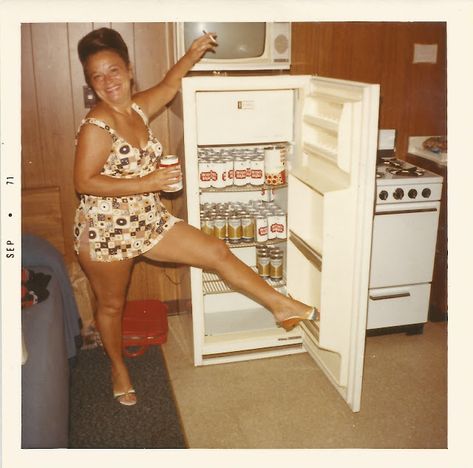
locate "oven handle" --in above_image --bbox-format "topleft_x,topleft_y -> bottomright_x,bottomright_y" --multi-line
375,208 -> 438,216
369,292 -> 411,301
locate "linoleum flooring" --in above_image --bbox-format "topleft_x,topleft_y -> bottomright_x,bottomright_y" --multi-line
161,314 -> 447,449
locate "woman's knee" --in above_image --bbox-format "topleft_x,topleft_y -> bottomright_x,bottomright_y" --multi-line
205,238 -> 232,269
96,294 -> 127,318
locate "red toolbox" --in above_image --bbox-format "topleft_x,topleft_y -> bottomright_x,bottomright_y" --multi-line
122,300 -> 168,357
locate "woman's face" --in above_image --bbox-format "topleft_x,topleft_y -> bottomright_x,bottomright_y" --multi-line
85,50 -> 132,106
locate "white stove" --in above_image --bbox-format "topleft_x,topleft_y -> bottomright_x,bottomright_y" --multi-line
367,157 -> 444,333
375,158 -> 443,205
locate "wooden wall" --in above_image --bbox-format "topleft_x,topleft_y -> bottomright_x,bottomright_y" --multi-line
291,22 -> 447,156
21,22 -> 446,314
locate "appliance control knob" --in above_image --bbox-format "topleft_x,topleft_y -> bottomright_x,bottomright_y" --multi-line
422,188 -> 432,198
393,188 -> 404,200
379,190 -> 388,200
408,189 -> 417,199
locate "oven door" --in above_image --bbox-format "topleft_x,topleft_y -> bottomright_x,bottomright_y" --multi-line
369,200 -> 440,288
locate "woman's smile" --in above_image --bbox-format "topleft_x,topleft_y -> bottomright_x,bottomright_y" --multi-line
86,50 -> 132,105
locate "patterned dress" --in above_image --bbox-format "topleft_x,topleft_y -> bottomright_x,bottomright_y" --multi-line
73,102 -> 182,262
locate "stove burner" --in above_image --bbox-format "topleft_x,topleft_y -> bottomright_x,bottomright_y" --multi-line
386,167 -> 425,177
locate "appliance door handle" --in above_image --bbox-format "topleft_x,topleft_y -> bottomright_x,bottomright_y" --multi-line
375,208 -> 438,216
369,292 -> 411,301
289,230 -> 322,271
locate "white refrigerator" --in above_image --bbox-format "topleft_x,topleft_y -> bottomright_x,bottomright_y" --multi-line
181,74 -> 380,412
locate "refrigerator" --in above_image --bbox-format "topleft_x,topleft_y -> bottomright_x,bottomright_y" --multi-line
181,74 -> 380,412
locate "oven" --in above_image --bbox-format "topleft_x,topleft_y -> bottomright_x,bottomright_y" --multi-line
367,158 -> 443,332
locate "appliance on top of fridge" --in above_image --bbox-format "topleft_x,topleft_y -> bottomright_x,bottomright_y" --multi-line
181,74 -> 380,412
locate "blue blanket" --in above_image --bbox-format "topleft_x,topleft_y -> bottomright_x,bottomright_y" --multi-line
22,234 -> 81,360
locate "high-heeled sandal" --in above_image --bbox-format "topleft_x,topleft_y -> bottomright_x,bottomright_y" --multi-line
113,388 -> 137,406
276,307 -> 319,332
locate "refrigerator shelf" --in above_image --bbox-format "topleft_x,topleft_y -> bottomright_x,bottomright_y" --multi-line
225,237 -> 286,249
200,183 -> 287,193
202,268 -> 286,295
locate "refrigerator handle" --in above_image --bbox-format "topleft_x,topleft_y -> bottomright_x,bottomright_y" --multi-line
288,230 -> 323,271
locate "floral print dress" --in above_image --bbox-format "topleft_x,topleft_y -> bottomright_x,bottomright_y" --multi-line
73,102 -> 181,262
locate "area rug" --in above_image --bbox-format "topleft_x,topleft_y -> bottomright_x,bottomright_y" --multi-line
69,345 -> 187,448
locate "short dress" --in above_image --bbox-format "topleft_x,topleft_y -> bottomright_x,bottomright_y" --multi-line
73,102 -> 182,262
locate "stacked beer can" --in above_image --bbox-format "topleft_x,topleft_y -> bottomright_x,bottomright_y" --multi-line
198,145 -> 286,189
256,244 -> 284,282
200,200 -> 287,244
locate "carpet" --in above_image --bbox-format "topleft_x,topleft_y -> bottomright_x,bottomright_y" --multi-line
69,345 -> 187,449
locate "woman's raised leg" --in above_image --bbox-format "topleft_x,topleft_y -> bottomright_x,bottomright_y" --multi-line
78,248 -> 136,405
144,221 -> 316,324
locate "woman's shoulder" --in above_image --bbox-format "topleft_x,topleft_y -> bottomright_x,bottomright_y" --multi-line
84,103 -> 116,126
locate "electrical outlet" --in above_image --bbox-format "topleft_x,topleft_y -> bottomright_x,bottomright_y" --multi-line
83,85 -> 97,108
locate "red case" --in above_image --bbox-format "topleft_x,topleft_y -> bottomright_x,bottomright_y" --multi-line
122,300 -> 168,357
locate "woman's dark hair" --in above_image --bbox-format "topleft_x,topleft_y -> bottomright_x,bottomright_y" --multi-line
78,27 -> 130,81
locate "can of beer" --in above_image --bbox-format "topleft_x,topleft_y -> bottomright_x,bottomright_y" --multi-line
212,159 -> 227,189
233,156 -> 248,186
275,209 -> 287,239
257,251 -> 270,278
255,214 -> 268,243
214,216 -> 227,240
228,214 -> 242,243
267,211 -> 278,240
198,157 -> 212,189
270,251 -> 284,281
201,216 -> 214,236
250,155 -> 265,186
160,155 -> 183,192
224,157 -> 234,186
241,214 -> 255,243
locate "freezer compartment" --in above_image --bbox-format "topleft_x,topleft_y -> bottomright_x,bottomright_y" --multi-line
367,283 -> 431,329
195,90 -> 294,145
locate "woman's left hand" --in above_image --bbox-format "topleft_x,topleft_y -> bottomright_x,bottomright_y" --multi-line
185,32 -> 218,65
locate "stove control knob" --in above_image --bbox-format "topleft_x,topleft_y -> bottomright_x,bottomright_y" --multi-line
379,190 -> 388,201
408,189 -> 417,199
422,188 -> 432,198
393,188 -> 404,200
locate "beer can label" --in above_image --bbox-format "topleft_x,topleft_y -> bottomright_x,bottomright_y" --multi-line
160,155 -> 183,192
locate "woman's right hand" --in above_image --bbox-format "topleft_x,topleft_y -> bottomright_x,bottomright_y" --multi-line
143,165 -> 182,192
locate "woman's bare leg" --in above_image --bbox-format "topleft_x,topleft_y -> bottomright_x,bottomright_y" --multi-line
144,222 -> 314,322
78,247 -> 136,405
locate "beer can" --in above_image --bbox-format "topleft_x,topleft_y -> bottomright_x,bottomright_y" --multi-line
160,155 -> 183,192
201,216 -> 214,236
233,156 -> 248,186
250,155 -> 265,186
198,157 -> 212,189
241,214 -> 255,243
270,252 -> 284,281
275,209 -> 287,239
257,251 -> 270,278
267,211 -> 278,240
212,159 -> 227,189
255,215 -> 268,243
225,157 -> 234,186
228,214 -> 242,243
214,216 -> 227,240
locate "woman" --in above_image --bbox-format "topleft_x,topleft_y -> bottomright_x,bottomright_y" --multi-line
73,27 -> 318,406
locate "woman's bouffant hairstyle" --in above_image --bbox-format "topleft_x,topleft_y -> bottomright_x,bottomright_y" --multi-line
78,27 -> 130,83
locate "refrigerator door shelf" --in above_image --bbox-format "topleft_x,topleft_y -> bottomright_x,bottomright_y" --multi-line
286,75 -> 379,411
